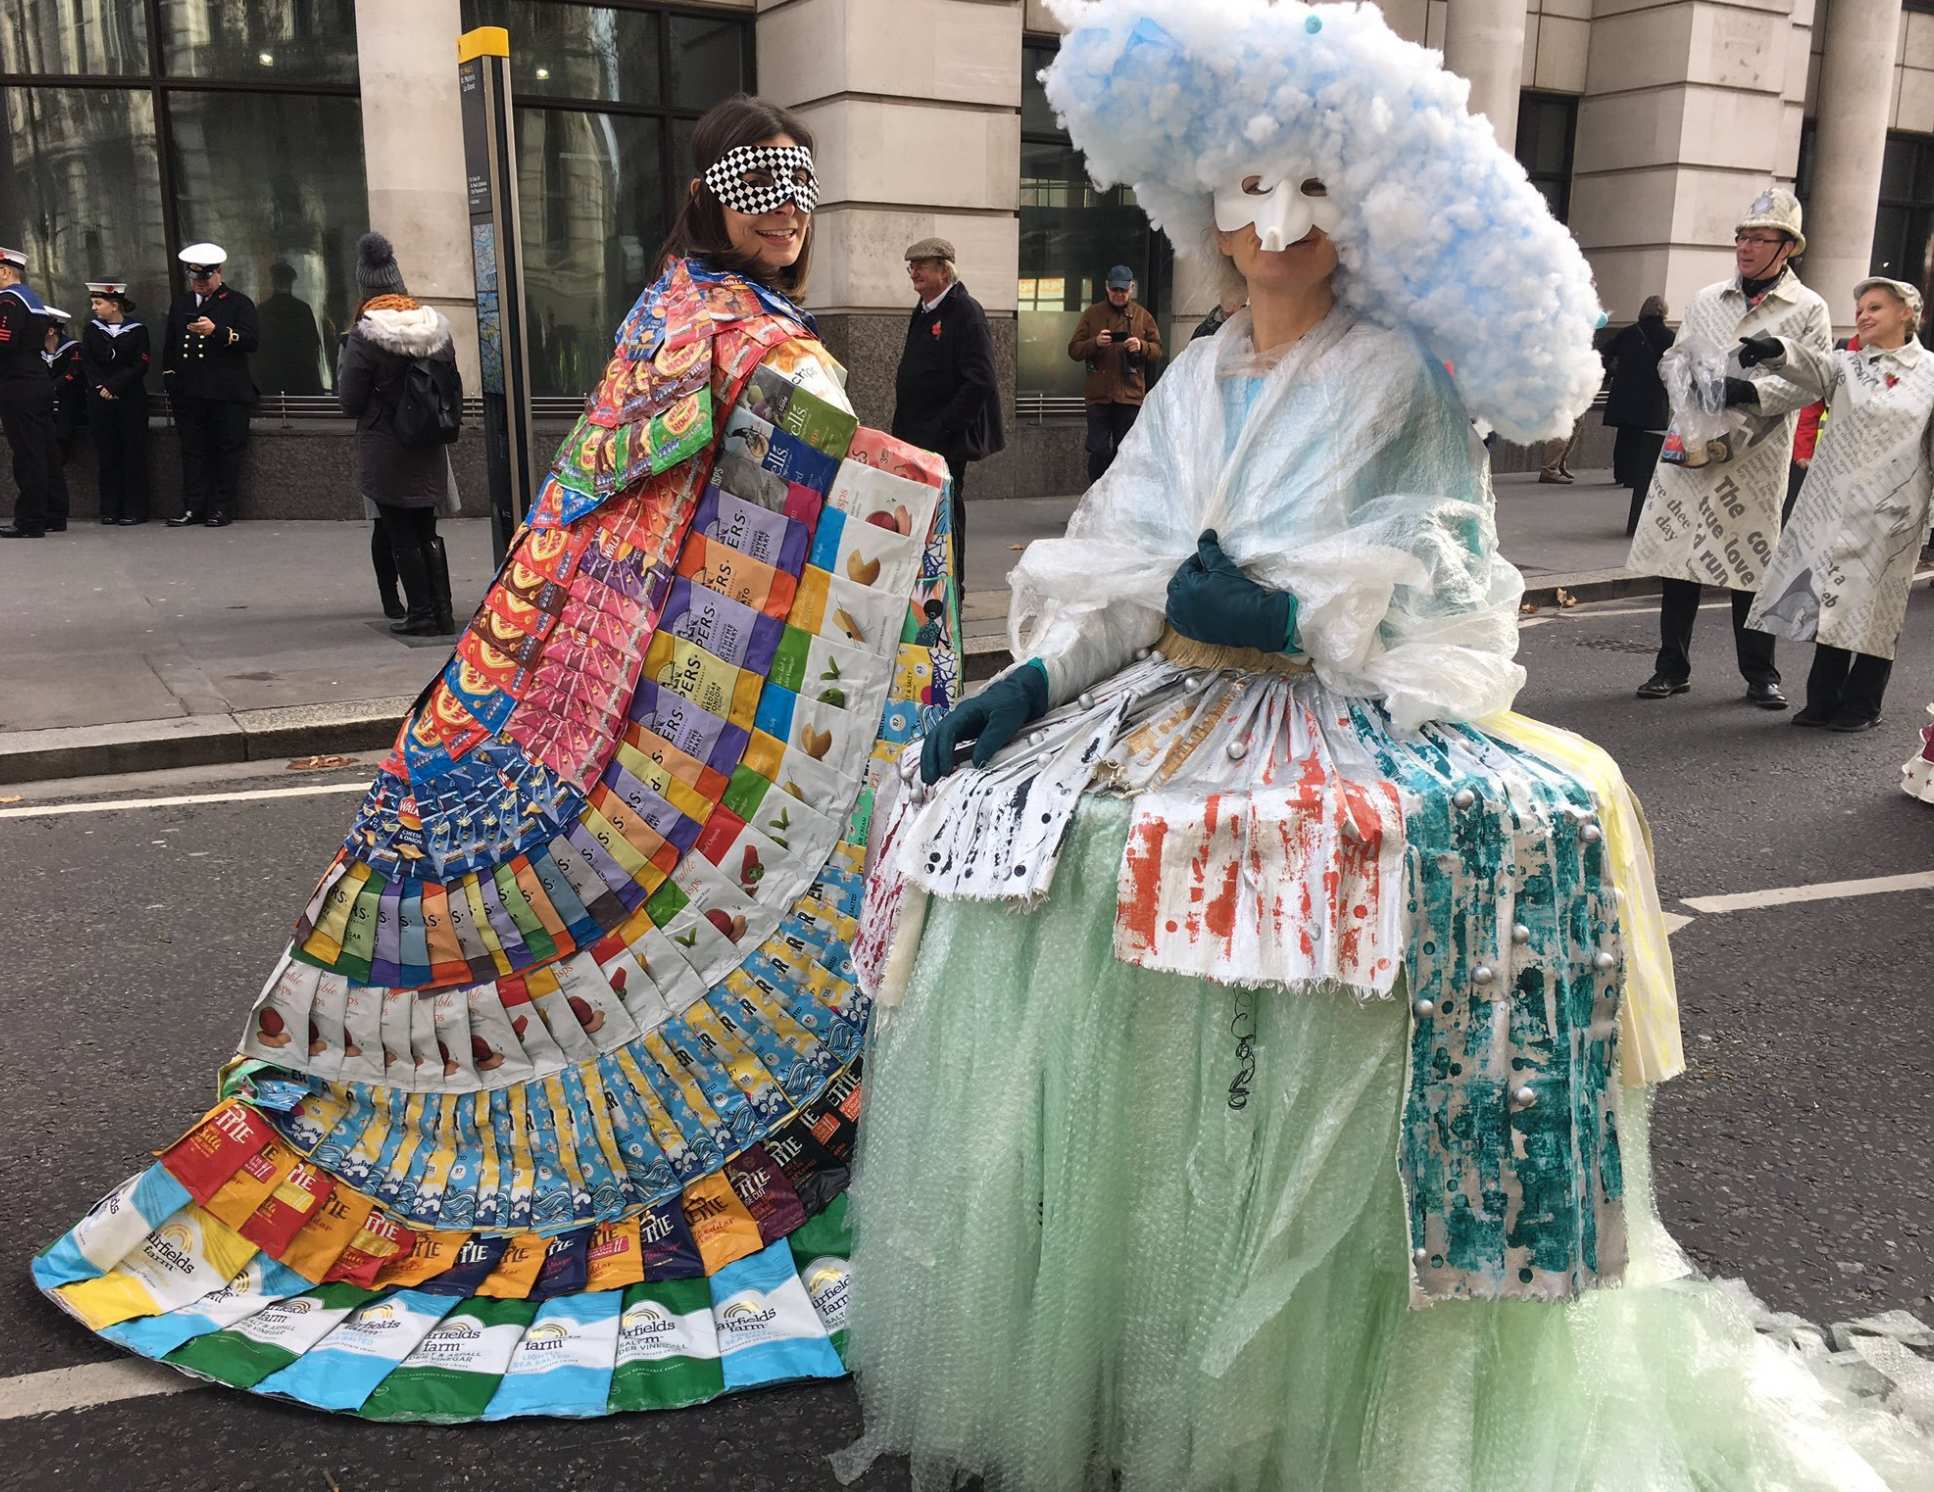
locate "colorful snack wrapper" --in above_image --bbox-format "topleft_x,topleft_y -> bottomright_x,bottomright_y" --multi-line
693,483 -> 810,575
724,1144 -> 808,1243
164,1281 -> 376,1389
786,1193 -> 853,1360
101,1254 -> 313,1361
254,1287 -> 455,1412
708,1239 -> 844,1391
33,1165 -> 194,1289
480,1289 -> 623,1420
416,1233 -> 509,1297
358,1295 -> 540,1423
608,1276 -> 725,1411
56,1204 -> 259,1330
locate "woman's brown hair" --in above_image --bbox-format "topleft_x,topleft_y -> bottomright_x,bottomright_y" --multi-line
652,94 -> 816,297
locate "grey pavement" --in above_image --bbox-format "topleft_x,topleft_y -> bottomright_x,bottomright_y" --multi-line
3,470 -> 1644,780
1,585 -> 1930,1486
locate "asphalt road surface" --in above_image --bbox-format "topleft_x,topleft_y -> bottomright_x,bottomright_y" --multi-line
2,585 -> 1931,1491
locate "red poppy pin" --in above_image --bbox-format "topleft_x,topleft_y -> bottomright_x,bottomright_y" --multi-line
1886,373 -> 1900,389
930,321 -> 942,338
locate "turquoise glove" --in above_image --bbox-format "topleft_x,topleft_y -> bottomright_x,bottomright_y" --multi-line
920,660 -> 1050,785
1165,530 -> 1298,652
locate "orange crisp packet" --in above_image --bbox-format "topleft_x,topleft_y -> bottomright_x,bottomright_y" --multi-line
473,1232 -> 547,1299
586,1220 -> 647,1291
681,1173 -> 763,1274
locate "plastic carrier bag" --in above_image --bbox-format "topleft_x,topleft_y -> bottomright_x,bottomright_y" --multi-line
1658,340 -> 1735,468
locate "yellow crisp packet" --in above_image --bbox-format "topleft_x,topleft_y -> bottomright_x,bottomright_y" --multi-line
474,1232 -> 547,1298
59,1205 -> 259,1329
681,1173 -> 763,1274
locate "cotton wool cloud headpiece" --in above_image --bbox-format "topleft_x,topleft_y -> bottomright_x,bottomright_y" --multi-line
1040,0 -> 1606,442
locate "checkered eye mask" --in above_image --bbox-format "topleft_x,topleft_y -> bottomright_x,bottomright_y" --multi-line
703,144 -> 819,215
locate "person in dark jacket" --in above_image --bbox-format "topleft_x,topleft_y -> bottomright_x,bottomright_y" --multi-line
891,236 -> 1004,591
1069,264 -> 1163,481
1601,295 -> 1675,536
256,260 -> 326,396
162,242 -> 258,528
81,279 -> 151,524
338,232 -> 462,636
39,306 -> 80,532
0,244 -> 57,539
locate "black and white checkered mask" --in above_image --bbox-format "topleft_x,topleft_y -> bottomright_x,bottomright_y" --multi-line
703,144 -> 819,216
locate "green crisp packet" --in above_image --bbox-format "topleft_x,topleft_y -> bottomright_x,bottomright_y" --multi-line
358,1296 -> 539,1423
778,382 -> 860,460
606,1277 -> 725,1411
787,1194 -> 853,1361
164,1282 -> 374,1389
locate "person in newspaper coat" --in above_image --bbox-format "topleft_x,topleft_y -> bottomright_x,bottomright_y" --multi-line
1626,187 -> 1831,709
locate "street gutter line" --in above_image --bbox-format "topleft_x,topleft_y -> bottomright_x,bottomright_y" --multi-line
0,781 -> 369,820
1681,869 -> 1934,915
0,1359 -> 202,1420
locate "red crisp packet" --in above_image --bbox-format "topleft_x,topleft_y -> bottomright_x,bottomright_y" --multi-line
323,1205 -> 417,1287
158,1101 -> 274,1203
239,1161 -> 335,1255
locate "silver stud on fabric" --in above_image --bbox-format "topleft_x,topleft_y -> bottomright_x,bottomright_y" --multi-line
1227,740 -> 1248,761
1136,648 -> 1152,662
1453,788 -> 1476,809
1412,997 -> 1435,1018
1581,823 -> 1603,844
1182,675 -> 1202,694
1511,924 -> 1531,944
1411,1247 -> 1429,1264
1030,730 -> 1048,747
1593,950 -> 1616,971
1513,1084 -> 1536,1107
1079,692 -> 1096,711
1472,965 -> 1495,985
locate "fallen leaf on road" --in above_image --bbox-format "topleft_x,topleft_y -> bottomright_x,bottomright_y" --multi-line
0,794 -> 20,805
1556,587 -> 1579,608
1010,544 -> 1024,551
287,754 -> 355,772
1519,601 -> 1540,615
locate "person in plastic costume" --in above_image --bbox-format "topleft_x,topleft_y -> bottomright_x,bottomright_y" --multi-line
1730,278 -> 1934,733
837,5 -> 1934,1490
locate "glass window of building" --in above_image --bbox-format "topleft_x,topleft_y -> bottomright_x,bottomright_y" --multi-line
461,0 -> 756,395
1019,40 -> 1170,401
1870,133 -> 1934,291
1515,92 -> 1577,224
0,1 -> 367,397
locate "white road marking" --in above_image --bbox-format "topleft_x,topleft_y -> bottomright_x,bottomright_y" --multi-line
0,1359 -> 202,1421
0,781 -> 367,821
1661,911 -> 1695,935
1681,869 -> 1934,916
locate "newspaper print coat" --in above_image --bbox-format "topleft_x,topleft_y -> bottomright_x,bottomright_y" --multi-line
1746,337 -> 1934,659
1627,270 -> 1831,591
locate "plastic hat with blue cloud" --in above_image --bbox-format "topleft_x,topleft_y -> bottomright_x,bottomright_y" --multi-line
1040,0 -> 1606,442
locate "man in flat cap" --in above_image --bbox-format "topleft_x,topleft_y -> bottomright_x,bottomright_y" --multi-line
892,236 -> 1003,590
163,242 -> 259,528
0,245 -> 57,539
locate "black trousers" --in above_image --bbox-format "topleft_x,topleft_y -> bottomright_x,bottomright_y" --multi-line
90,392 -> 148,522
1617,430 -> 1664,536
1655,578 -> 1779,687
1782,460 -> 1807,526
377,503 -> 440,620
0,390 -> 54,533
944,450 -> 969,593
174,396 -> 250,517
1085,402 -> 1140,482
1804,645 -> 1891,721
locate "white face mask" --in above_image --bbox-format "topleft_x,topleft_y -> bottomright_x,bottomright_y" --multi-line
1213,169 -> 1340,253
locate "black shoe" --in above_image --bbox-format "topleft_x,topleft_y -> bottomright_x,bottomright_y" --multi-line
0,524 -> 46,539
203,511 -> 231,528
115,517 -> 145,526
46,521 -> 67,532
382,600 -> 409,621
1792,709 -> 1832,728
424,534 -> 456,634
1636,674 -> 1690,699
390,615 -> 443,637
165,511 -> 201,528
97,516 -> 115,525
1829,711 -> 1883,733
1745,681 -> 1788,710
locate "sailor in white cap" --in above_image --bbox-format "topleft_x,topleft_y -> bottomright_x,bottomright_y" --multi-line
82,279 -> 151,524
163,241 -> 258,527
37,305 -> 80,532
1627,186 -> 1832,709
0,244 -> 58,538
1731,275 -> 1934,731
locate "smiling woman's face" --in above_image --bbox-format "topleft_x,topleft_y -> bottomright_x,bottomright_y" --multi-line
717,132 -> 810,274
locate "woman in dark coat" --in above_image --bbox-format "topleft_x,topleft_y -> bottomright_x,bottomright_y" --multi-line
1601,294 -> 1675,535
337,233 -> 461,635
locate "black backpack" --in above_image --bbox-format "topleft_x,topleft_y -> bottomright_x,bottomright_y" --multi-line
391,355 -> 462,449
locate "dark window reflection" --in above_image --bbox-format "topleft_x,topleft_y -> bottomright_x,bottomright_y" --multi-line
159,0 -> 358,85
0,86 -> 166,389
1,0 -> 151,76
467,0 -> 662,106
668,13 -> 747,110
516,108 -> 667,396
168,90 -> 367,390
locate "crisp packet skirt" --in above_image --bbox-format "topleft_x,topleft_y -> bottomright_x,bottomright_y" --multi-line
1903,705 -> 1934,804
836,795 -> 1934,1492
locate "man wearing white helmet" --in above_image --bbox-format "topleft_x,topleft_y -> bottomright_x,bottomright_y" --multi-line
1627,186 -> 1831,709
162,242 -> 259,528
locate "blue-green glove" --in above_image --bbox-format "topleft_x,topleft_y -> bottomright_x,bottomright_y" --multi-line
1165,530 -> 1298,652
919,659 -> 1050,785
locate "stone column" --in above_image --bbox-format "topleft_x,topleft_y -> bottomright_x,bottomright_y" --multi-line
1800,0 -> 1902,324
756,0 -> 1022,494
1442,0 -> 1528,151
354,0 -> 479,388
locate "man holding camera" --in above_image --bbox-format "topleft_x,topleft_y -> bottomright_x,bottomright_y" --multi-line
1069,264 -> 1162,481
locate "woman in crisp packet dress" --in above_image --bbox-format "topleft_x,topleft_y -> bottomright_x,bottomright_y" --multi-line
841,4 -> 1934,1489
32,95 -> 958,1423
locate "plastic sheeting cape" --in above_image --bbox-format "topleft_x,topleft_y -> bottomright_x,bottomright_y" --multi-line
1040,0 -> 1604,442
1011,307 -> 1526,730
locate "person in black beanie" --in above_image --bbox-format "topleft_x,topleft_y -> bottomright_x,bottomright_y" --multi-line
338,231 -> 462,636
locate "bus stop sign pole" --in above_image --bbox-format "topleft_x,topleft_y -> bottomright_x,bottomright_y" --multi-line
457,27 -> 534,564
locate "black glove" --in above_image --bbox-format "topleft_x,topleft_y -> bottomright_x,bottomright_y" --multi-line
919,659 -> 1050,785
1722,377 -> 1760,408
1736,334 -> 1783,368
1165,530 -> 1297,652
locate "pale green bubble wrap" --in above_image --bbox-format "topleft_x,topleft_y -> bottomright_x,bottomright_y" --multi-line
837,797 -> 1934,1492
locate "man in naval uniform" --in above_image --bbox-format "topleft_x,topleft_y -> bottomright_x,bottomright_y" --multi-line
1626,187 -> 1831,709
163,242 -> 258,527
0,245 -> 56,539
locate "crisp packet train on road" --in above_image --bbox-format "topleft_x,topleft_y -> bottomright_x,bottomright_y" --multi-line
31,256 -> 958,1421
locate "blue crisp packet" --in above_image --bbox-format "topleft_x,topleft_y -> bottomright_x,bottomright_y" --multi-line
709,1239 -> 845,1391
480,1289 -> 623,1420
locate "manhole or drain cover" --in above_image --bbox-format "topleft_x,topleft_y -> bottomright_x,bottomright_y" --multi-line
1567,635 -> 1657,655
